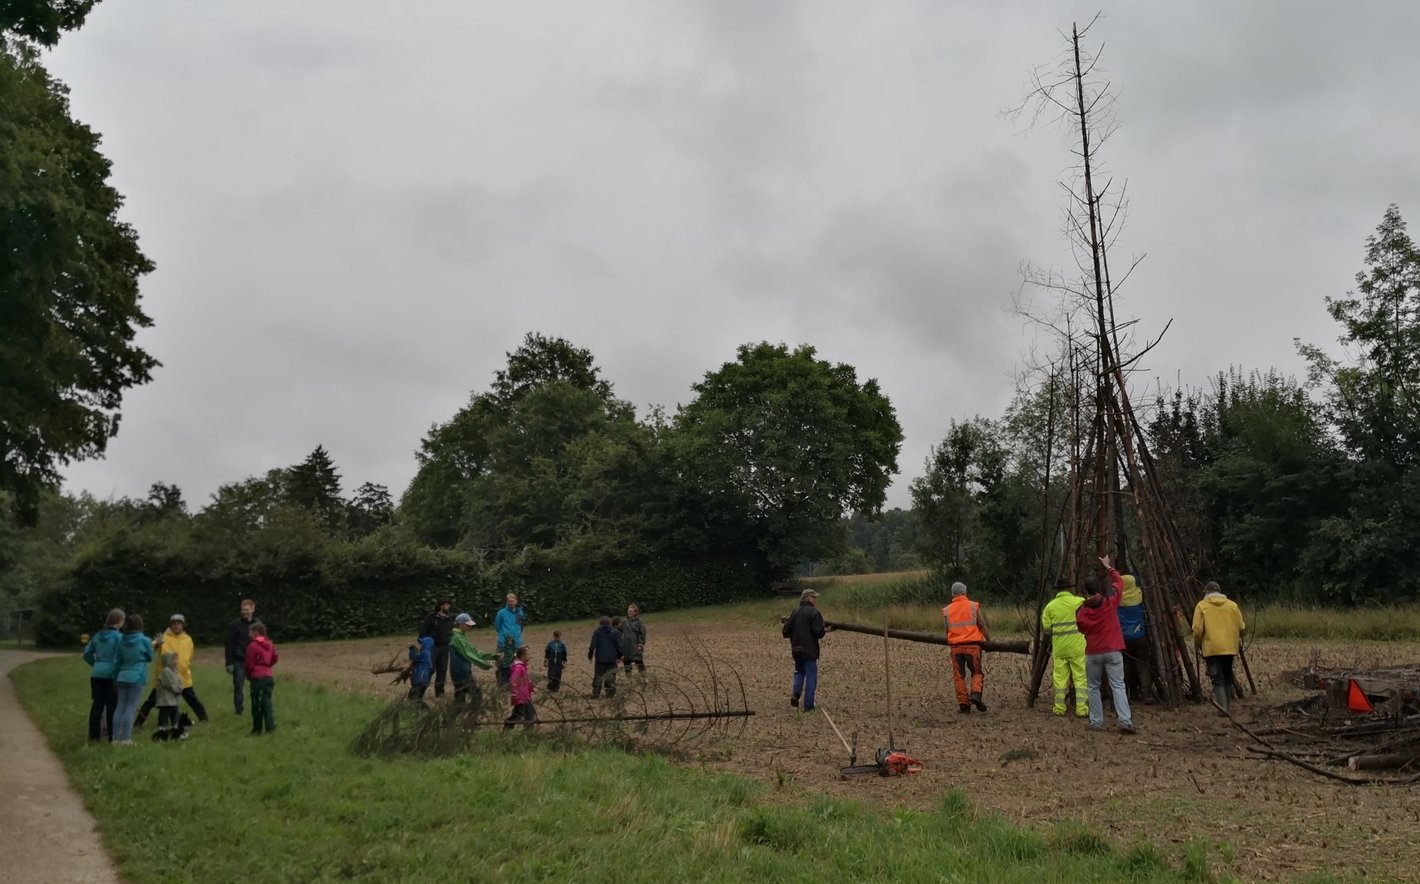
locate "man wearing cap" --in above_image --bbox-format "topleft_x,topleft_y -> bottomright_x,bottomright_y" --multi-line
942,582 -> 991,714
448,613 -> 498,709
135,614 -> 209,727
1041,576 -> 1088,718
420,596 -> 457,698
781,589 -> 827,712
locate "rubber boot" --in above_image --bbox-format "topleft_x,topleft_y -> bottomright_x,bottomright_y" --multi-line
958,703 -> 971,714
971,692 -> 987,713
1214,685 -> 1230,716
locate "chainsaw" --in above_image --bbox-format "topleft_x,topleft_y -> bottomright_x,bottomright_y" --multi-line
821,707 -> 924,777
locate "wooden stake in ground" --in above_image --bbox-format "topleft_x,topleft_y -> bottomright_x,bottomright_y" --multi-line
884,617 -> 895,751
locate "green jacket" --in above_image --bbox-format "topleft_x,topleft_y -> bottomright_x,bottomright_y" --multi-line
1041,590 -> 1086,657
620,616 -> 647,662
449,631 -> 496,681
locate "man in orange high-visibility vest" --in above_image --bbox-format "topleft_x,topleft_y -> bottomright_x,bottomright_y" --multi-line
942,582 -> 991,713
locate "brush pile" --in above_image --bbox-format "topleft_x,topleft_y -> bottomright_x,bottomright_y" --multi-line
1234,662 -> 1420,785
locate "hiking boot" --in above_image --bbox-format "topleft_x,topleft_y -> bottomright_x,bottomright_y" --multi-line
1120,725 -> 1136,735
959,704 -> 972,714
971,693 -> 987,713
790,695 -> 800,709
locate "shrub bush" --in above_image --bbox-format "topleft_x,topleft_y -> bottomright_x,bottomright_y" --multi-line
36,532 -> 769,646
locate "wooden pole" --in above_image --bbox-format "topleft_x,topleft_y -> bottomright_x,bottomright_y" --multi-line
883,617 -> 895,751
784,618 -> 1031,653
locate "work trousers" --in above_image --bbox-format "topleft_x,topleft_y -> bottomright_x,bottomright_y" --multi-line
112,682 -> 145,743
249,676 -> 276,733
950,645 -> 984,706
1085,650 -> 1133,729
431,644 -> 450,697
1051,651 -> 1088,716
452,678 -> 482,712
231,661 -> 247,714
138,685 -> 208,724
592,662 -> 618,698
792,657 -> 818,710
1205,655 -> 1236,694
1122,635 -> 1153,701
88,677 -> 116,742
504,702 -> 538,729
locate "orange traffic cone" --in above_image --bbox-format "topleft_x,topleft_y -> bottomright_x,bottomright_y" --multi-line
1346,679 -> 1373,714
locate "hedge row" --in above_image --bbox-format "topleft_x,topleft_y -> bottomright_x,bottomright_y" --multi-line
36,536 -> 770,647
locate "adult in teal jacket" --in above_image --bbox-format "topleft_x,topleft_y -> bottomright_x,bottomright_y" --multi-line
493,594 -> 525,688
82,609 -> 126,742
112,613 -> 155,744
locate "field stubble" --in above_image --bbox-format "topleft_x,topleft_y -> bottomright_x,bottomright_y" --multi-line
249,616 -> 1420,882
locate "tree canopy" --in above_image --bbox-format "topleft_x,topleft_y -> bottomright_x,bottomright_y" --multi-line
673,343 -> 903,572
1,14 -> 155,522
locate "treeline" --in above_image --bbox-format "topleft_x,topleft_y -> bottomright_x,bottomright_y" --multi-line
827,205 -> 1420,605
8,335 -> 902,643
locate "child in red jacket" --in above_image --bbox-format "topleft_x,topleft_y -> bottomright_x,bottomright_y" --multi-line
504,646 -> 537,730
245,623 -> 279,736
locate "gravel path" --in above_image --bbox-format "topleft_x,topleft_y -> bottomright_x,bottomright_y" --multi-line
0,650 -> 119,884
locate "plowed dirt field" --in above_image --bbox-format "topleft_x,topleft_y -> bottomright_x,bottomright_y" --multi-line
200,622 -> 1420,880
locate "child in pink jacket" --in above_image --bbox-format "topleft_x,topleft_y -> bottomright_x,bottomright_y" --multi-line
245,623 -> 279,735
504,646 -> 537,730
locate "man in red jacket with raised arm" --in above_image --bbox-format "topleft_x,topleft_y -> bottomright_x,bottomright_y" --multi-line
1075,555 -> 1135,734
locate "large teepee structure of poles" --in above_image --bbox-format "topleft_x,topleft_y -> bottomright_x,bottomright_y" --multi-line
1017,21 -> 1250,707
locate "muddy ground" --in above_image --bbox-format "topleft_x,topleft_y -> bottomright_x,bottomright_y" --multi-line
201,624 -> 1420,880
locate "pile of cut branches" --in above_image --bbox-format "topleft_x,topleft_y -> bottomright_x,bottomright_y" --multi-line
1223,666 -> 1420,785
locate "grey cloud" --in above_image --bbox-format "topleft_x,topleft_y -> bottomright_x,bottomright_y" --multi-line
49,0 -> 1420,511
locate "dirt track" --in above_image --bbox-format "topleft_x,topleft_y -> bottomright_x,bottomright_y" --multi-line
240,624 -> 1420,881
0,651 -> 119,884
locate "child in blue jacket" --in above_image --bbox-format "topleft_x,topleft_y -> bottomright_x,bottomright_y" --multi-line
408,635 -> 434,703
82,608 -> 126,742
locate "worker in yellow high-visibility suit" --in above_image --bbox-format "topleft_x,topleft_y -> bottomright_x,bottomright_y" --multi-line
1041,576 -> 1087,717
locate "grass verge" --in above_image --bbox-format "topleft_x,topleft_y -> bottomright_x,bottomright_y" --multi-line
14,657 -> 1223,883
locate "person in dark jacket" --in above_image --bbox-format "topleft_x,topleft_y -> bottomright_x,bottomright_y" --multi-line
225,599 -> 260,715
544,630 -> 568,693
419,596 -> 456,697
782,589 -> 827,712
82,608 -> 126,742
587,617 -> 623,699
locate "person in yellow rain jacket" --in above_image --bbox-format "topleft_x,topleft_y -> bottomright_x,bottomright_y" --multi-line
1041,577 -> 1087,717
1192,581 -> 1246,714
134,614 -> 209,726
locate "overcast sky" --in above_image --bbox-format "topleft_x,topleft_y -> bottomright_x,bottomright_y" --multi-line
47,1 -> 1420,510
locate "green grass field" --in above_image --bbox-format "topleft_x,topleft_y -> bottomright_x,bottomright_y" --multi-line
14,657 -> 1233,883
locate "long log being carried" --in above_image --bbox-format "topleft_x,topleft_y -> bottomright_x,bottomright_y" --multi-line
781,616 -> 1031,654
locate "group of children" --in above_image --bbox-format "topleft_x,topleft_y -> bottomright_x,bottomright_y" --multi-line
82,607 -> 279,744
403,602 -> 649,728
